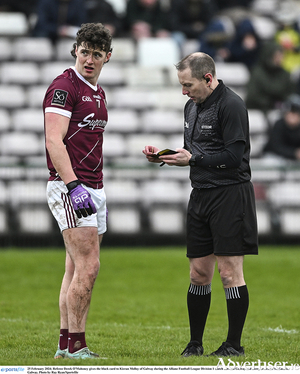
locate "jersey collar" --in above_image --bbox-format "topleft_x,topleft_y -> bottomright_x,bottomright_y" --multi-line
71,66 -> 98,91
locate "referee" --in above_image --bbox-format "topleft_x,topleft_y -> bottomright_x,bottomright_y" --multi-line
143,52 -> 258,357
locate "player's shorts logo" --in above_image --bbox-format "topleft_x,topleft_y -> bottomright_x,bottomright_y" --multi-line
51,89 -> 68,107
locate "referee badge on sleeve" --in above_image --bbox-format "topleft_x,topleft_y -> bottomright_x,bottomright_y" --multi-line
51,89 -> 68,107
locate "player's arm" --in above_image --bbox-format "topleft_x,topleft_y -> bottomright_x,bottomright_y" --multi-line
45,112 -> 77,184
45,112 -> 96,218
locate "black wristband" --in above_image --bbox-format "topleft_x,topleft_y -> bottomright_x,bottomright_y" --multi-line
66,179 -> 80,192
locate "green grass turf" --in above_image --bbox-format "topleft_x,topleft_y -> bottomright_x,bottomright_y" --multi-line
0,246 -> 299,367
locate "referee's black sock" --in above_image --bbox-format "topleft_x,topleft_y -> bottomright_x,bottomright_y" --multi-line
187,283 -> 211,345
225,285 -> 249,350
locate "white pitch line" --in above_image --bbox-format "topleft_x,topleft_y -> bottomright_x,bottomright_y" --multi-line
263,326 -> 298,334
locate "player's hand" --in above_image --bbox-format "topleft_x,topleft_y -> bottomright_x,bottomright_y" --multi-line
159,148 -> 191,166
67,181 -> 96,218
142,145 -> 162,163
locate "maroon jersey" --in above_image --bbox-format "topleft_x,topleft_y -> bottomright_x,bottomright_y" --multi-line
44,67 -> 108,189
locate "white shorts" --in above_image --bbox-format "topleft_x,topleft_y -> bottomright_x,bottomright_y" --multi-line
47,180 -> 107,235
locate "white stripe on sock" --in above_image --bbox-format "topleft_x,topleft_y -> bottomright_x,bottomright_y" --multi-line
225,287 -> 240,300
188,283 -> 212,296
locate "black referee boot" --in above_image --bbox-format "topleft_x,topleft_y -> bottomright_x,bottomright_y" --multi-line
181,341 -> 204,357
209,341 -> 244,357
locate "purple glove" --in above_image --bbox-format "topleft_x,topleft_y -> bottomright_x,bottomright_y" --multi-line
67,180 -> 96,219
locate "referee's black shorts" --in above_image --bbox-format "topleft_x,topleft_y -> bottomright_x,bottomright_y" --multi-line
186,181 -> 258,258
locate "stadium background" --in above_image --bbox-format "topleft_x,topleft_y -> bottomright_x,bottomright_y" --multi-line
0,1 -> 300,249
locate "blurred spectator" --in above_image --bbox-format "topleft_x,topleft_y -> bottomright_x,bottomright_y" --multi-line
198,16 -> 235,61
85,0 -> 123,36
215,0 -> 253,11
32,0 -> 86,43
226,18 -> 261,70
245,42 -> 296,112
0,0 -> 37,18
274,1 -> 300,73
275,25 -> 300,73
168,0 -> 218,40
264,94 -> 300,160
123,0 -> 171,40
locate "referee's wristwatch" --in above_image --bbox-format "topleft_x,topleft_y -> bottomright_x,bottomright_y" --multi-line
189,154 -> 197,167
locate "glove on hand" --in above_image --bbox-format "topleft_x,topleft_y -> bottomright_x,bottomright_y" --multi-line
67,180 -> 96,219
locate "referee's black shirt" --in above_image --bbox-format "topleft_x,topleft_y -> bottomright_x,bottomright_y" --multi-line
184,80 -> 251,189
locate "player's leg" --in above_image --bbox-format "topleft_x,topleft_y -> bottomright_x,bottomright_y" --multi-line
63,227 -> 100,354
208,182 -> 257,356
182,255 -> 215,356
209,255 -> 248,356
215,255 -> 248,354
54,252 -> 75,358
48,181 -> 107,359
182,189 -> 216,357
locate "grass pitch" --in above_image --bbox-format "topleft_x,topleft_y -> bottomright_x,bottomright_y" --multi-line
0,246 -> 299,366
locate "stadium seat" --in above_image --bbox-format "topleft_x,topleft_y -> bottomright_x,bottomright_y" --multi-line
141,179 -> 186,205
280,208 -> 300,234
12,109 -> 44,132
108,207 -> 141,233
0,132 -> 42,156
166,65 -> 180,86
0,62 -> 40,85
26,85 -> 48,107
126,133 -> 167,156
99,63 -> 126,86
18,207 -> 52,233
0,208 -> 7,232
266,109 -> 281,127
166,134 -> 185,150
55,38 -> 75,61
0,85 -> 26,108
251,0 -> 278,16
149,207 -> 184,233
102,133 -> 127,158
256,203 -> 272,234
106,109 -> 140,132
250,133 -> 268,158
153,88 -> 188,109
137,37 -> 181,67
124,65 -> 165,87
105,0 -> 127,15
0,156 -> 20,168
215,62 -> 250,87
8,180 -> 47,206
12,37 -> 53,61
104,179 -> 141,204
0,12 -> 28,35
109,87 -> 157,109
0,37 -> 13,60
267,182 -> 300,207
141,109 -> 183,133
251,14 -> 277,39
182,39 -> 199,57
110,38 -> 136,63
0,109 -> 11,132
0,181 -> 7,205
248,109 -> 268,133
40,62 -> 71,85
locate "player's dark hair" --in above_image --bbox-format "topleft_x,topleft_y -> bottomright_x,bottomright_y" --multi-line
175,53 -> 216,80
71,23 -> 113,58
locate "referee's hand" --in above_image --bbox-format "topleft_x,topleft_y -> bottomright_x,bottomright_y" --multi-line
142,145 -> 162,163
159,148 -> 191,167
